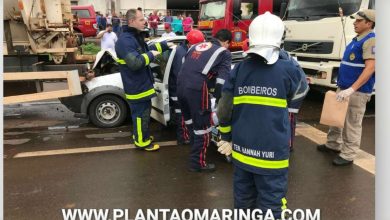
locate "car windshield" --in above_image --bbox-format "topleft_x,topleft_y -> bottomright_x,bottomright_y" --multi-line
286,0 -> 362,20
200,1 -> 226,20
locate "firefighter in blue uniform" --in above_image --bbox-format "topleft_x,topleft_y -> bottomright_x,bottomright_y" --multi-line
168,30 -> 205,145
177,29 -> 232,172
115,9 -> 171,151
216,13 -> 308,218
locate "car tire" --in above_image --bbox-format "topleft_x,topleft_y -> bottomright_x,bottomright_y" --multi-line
88,95 -> 128,128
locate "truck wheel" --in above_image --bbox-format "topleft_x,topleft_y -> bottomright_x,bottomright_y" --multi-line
88,95 -> 128,128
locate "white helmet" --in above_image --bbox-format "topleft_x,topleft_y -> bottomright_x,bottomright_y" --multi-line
246,12 -> 285,64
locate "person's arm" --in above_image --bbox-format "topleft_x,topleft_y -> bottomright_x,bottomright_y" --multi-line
116,38 -> 159,71
282,49 -> 309,112
212,51 -> 232,101
148,40 -> 170,53
288,65 -> 309,113
351,59 -> 375,91
217,63 -> 239,149
96,30 -> 106,39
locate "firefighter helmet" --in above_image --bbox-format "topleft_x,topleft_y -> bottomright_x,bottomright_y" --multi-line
246,12 -> 285,64
186,29 -> 205,45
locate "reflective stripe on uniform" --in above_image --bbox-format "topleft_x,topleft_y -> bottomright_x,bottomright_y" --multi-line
234,95 -> 287,108
281,197 -> 288,210
142,53 -> 150,66
216,78 -> 225,85
185,119 -> 193,125
155,43 -> 163,53
194,127 -> 212,135
201,47 -> 226,75
133,117 -> 152,147
288,108 -> 299,113
232,151 -> 289,169
116,59 -> 126,64
125,88 -> 155,100
341,61 -> 365,67
170,96 -> 178,101
219,125 -> 231,133
175,109 -> 182,113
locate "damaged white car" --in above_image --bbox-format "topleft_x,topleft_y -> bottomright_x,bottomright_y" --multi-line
60,36 -> 243,128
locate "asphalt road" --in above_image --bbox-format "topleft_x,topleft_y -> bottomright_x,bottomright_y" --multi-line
3,90 -> 375,220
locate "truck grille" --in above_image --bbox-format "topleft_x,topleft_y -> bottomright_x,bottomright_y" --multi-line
200,28 -> 213,40
284,41 -> 334,54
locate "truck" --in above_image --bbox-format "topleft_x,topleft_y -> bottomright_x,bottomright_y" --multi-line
197,0 -> 286,50
4,0 -> 78,64
71,5 -> 98,38
283,0 -> 375,90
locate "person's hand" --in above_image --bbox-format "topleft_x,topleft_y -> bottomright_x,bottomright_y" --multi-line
336,87 -> 355,102
217,140 -> 232,156
151,50 -> 160,57
167,42 -> 175,47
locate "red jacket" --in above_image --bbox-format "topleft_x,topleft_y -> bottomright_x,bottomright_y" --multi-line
148,15 -> 160,29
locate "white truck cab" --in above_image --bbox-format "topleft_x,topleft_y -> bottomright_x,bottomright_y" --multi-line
283,0 -> 375,90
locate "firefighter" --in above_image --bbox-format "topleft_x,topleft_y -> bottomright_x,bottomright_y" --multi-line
216,12 -> 308,218
115,9 -> 171,151
177,29 -> 232,172
169,30 -> 205,145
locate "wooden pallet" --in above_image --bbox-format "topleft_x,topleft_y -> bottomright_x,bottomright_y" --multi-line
3,70 -> 82,104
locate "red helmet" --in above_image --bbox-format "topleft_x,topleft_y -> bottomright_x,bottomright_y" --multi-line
186,29 -> 205,45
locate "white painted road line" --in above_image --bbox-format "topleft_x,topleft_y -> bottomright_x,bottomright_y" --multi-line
4,139 -> 31,145
13,141 -> 178,158
296,122 -> 375,175
85,132 -> 131,139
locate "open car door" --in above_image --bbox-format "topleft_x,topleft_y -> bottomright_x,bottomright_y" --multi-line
150,47 -> 177,126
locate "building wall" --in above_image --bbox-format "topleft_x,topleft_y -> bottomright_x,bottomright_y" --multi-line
118,0 -> 167,15
76,0 -> 167,15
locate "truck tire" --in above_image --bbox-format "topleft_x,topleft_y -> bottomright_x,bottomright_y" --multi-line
88,95 -> 128,128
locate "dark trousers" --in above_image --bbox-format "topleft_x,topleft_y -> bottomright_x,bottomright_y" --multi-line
178,85 -> 212,169
127,100 -> 152,148
234,166 -> 288,219
170,98 -> 190,144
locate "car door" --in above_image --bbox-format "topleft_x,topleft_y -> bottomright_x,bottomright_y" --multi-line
150,47 -> 176,126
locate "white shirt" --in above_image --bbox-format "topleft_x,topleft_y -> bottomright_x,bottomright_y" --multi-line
100,31 -> 118,50
106,15 -> 112,24
162,31 -> 176,38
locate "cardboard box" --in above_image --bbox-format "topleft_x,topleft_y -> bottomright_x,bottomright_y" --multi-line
320,91 -> 349,128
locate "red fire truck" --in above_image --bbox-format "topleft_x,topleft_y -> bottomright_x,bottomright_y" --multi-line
198,0 -> 286,50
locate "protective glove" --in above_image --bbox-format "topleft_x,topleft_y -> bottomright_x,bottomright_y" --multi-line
217,140 -> 232,156
167,42 -> 175,48
336,87 -> 354,102
151,50 -> 161,57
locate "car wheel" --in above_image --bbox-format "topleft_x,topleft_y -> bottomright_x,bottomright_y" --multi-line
88,95 -> 128,128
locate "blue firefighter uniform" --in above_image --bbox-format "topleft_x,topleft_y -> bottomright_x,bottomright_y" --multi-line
115,25 -> 169,149
168,43 -> 190,144
218,50 -> 308,218
177,39 -> 232,170
279,51 -> 309,150
337,32 -> 375,93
